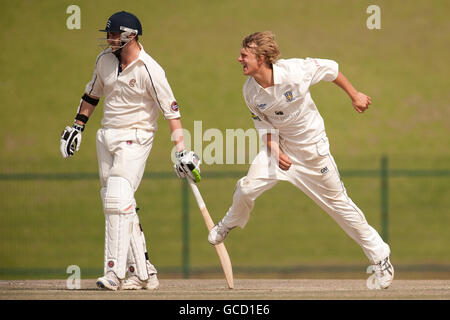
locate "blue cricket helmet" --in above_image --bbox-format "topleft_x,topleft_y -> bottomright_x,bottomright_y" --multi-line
100,11 -> 142,35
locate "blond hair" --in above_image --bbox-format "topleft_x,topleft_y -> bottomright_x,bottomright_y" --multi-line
242,31 -> 280,66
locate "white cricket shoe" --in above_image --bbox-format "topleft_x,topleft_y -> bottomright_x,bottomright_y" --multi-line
96,272 -> 120,291
208,220 -> 232,245
121,273 -> 159,290
372,256 -> 394,289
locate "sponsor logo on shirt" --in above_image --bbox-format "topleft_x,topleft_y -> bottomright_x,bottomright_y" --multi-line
269,109 -> 301,122
171,101 -> 179,112
284,91 -> 294,102
251,112 -> 261,121
257,103 -> 267,110
129,79 -> 136,87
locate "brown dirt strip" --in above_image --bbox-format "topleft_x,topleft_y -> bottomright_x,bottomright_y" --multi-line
1,279 -> 449,300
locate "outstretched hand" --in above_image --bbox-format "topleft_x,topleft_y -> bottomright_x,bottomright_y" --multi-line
352,92 -> 372,113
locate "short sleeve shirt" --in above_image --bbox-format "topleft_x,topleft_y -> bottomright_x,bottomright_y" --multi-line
243,58 -> 338,145
85,44 -> 180,131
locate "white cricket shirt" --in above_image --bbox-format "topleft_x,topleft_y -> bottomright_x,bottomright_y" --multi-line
244,58 -> 338,145
85,44 -> 181,131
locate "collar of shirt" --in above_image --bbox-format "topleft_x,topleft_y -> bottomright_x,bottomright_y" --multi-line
251,62 -> 283,94
273,62 -> 283,85
136,43 -> 147,63
118,43 -> 147,72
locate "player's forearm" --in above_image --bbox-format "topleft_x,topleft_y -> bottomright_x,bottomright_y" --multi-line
333,72 -> 358,101
265,133 -> 292,170
264,133 -> 284,157
75,99 -> 96,125
168,118 -> 185,152
264,133 -> 278,154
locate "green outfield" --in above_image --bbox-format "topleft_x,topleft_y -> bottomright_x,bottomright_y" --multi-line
0,0 -> 449,279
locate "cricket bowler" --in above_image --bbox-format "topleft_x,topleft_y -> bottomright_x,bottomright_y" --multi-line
208,31 -> 394,289
60,11 -> 200,290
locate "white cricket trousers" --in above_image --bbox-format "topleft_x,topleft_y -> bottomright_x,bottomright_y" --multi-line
96,128 -> 157,279
97,128 -> 155,189
222,136 -> 390,264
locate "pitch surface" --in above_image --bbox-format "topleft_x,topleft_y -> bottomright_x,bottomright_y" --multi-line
1,279 -> 449,300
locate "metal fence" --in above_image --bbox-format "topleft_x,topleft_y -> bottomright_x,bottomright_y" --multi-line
1,156 -> 449,278
178,156 -> 450,278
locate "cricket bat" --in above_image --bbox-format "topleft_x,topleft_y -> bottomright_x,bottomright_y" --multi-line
187,178 -> 234,289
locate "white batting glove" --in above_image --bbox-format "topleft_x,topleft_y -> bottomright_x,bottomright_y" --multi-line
174,150 -> 201,183
60,123 -> 84,158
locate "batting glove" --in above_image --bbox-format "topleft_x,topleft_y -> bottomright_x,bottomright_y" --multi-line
174,150 -> 201,183
60,122 -> 84,158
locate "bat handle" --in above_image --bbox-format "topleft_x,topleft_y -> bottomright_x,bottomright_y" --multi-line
187,178 -> 205,209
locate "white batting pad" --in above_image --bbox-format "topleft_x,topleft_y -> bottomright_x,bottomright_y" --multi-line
127,215 -> 158,280
126,246 -> 137,277
103,176 -> 135,215
129,214 -> 149,280
102,176 -> 136,279
104,213 -> 135,279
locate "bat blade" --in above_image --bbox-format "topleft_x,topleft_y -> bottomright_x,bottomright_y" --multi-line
188,180 -> 234,289
214,242 -> 234,289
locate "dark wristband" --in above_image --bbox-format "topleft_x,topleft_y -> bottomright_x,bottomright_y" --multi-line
75,113 -> 89,124
73,122 -> 85,132
81,93 -> 99,106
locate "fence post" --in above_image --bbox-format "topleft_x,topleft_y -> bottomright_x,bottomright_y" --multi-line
381,156 -> 389,243
181,179 -> 190,278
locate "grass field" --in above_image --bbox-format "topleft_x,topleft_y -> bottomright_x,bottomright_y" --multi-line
0,0 -> 449,280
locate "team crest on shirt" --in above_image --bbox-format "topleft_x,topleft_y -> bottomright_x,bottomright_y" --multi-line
171,101 -> 179,112
129,79 -> 136,87
284,91 -> 294,102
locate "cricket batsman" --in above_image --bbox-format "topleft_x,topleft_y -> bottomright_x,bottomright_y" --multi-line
60,11 -> 200,290
208,31 -> 394,289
